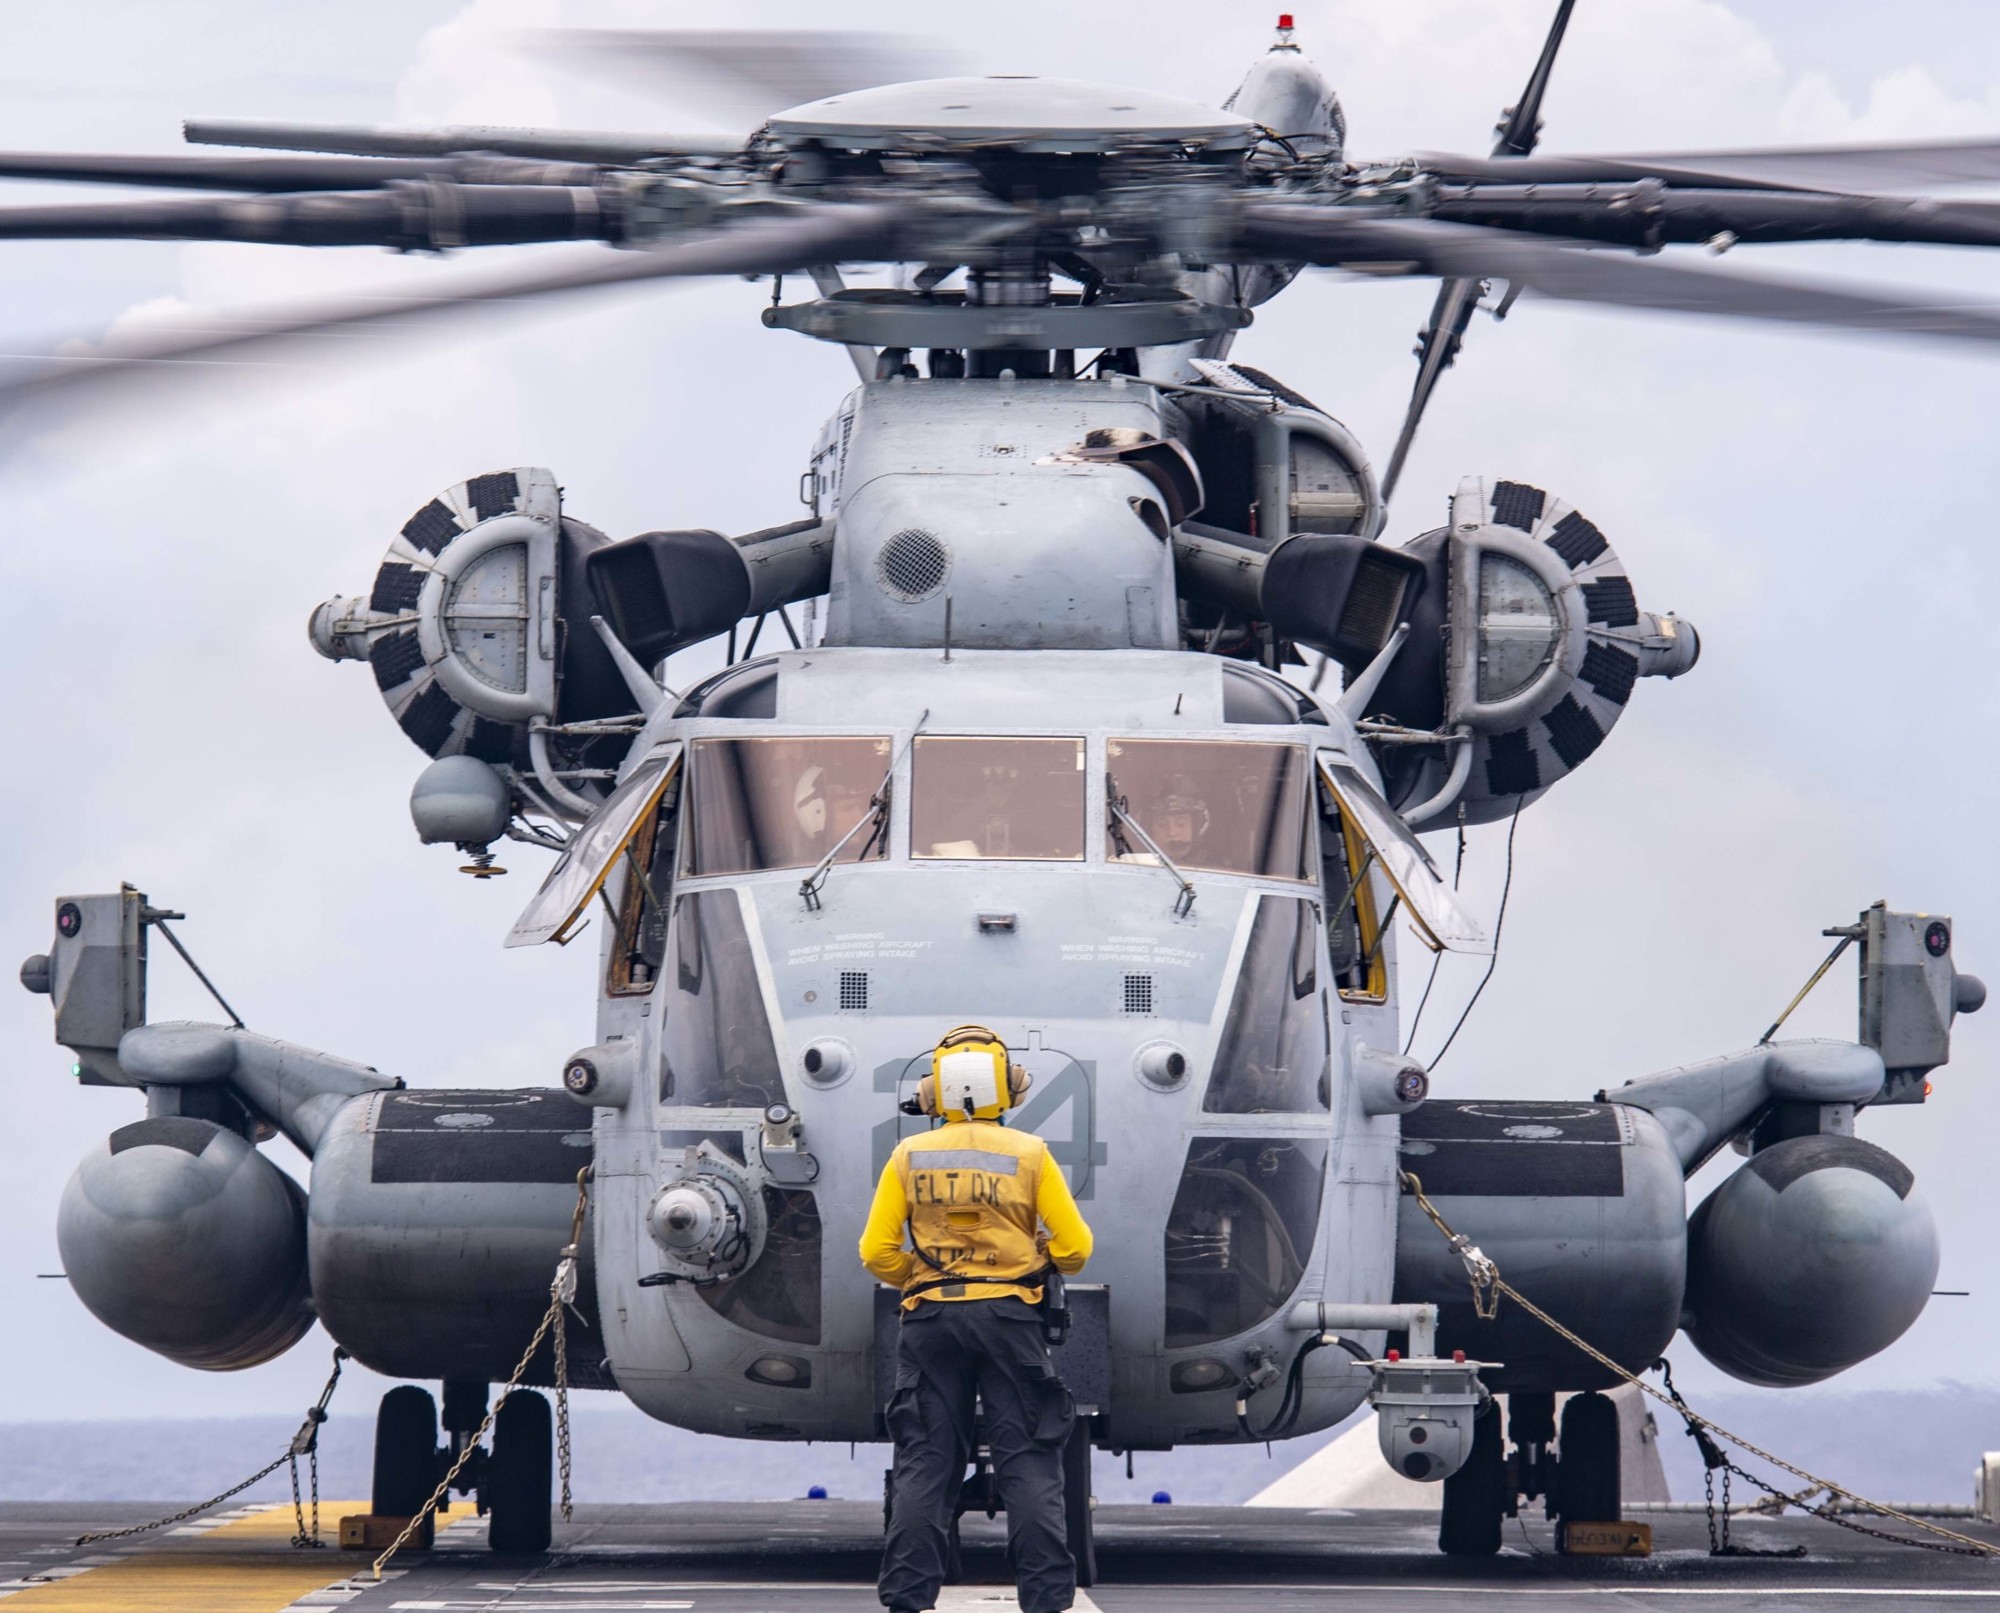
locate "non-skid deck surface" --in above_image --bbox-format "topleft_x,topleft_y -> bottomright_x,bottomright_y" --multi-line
2,1500 -> 1996,1611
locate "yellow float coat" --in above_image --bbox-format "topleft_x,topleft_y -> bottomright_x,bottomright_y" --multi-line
859,1119 -> 1093,1308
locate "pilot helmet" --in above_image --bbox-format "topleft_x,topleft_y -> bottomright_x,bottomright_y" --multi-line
910,1024 -> 1032,1121
793,765 -> 828,836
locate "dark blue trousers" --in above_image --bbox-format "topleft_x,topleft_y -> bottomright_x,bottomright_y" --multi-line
878,1297 -> 1075,1613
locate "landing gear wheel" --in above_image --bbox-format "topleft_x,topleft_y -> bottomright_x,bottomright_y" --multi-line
1438,1401 -> 1506,1557
1555,1390 -> 1621,1548
1062,1423 -> 1097,1588
372,1386 -> 439,1549
485,1390 -> 553,1554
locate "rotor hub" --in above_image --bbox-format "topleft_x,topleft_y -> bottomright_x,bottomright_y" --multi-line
766,76 -> 1259,156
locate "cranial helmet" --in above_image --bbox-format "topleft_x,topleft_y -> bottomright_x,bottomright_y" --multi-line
910,1024 -> 1032,1121
793,765 -> 828,836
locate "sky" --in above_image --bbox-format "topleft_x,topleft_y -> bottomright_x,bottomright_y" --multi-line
0,0 -> 1997,1441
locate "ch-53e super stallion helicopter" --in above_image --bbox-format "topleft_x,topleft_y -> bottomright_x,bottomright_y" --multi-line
13,2 -> 2000,1573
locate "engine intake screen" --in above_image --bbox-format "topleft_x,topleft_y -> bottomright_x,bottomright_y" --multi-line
686,736 -> 892,876
911,736 -> 1086,861
1105,739 -> 1309,881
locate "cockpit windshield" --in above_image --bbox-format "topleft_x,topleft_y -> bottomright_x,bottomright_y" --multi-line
911,737 -> 1086,861
1104,739 -> 1310,881
686,736 -> 892,877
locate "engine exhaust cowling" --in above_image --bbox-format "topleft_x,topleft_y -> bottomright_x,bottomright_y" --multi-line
1684,1134 -> 1937,1388
58,1117 -> 312,1370
1303,477 -> 1697,828
307,467 -> 639,763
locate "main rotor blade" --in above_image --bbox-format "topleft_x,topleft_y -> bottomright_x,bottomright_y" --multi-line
1385,0 -> 1576,500
1492,0 -> 1577,158
1381,278 -> 1481,500
1431,184 -> 2000,250
1413,135 -> 2000,194
0,186 -> 609,248
522,29 -> 953,126
0,150 -> 601,192
1240,206 -> 2000,349
184,119 -> 741,164
0,201 -> 911,410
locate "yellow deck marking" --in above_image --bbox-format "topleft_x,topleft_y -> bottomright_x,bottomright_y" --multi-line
4,1502 -> 467,1612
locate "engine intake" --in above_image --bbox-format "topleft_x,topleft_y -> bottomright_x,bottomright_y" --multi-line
308,467 -> 638,764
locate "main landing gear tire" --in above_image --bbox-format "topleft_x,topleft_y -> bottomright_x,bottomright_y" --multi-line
1063,1423 -> 1097,1588
1438,1401 -> 1506,1557
485,1390 -> 553,1554
1555,1390 -> 1621,1549
372,1386 -> 439,1550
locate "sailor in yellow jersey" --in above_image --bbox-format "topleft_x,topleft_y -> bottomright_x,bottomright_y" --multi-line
860,1025 -> 1094,1613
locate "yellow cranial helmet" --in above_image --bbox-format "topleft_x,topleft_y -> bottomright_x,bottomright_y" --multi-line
916,1024 -> 1032,1120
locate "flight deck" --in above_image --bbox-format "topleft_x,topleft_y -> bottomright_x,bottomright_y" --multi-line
2,1501 -> 1994,1612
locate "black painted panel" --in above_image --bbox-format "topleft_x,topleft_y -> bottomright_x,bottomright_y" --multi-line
1405,1100 -> 1623,1143
1400,1100 -> 1626,1198
370,1088 -> 592,1184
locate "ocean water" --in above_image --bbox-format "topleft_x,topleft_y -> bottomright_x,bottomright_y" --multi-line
5,1387 -> 1993,1511
0,1403 -> 1345,1507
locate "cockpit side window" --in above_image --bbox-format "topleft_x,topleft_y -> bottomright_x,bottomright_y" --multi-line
685,736 -> 892,877
661,888 -> 783,1109
1318,774 -> 1386,1000
1105,739 -> 1309,881
607,770 -> 681,996
1204,895 -> 1330,1114
911,736 -> 1085,861
1163,1136 -> 1327,1348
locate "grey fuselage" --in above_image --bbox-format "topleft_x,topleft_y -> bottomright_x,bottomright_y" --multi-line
589,645 -> 1403,1450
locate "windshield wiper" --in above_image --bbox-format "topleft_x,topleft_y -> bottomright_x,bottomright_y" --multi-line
1105,777 -> 1196,918
799,709 -> 928,912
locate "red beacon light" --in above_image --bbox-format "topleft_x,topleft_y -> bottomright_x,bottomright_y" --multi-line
1277,12 -> 1295,27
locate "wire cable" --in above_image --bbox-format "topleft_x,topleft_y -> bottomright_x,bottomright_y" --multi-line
1402,815 -> 1467,1054
1425,798 -> 1521,1071
1235,1331 -> 1374,1442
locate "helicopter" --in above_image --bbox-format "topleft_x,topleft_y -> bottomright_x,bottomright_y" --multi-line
10,2 -> 1998,1574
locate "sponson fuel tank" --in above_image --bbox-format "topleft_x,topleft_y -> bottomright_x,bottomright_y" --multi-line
1684,1134 -> 1938,1388
1391,1100 -> 1686,1390
58,1116 -> 312,1370
309,1087 -> 611,1387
